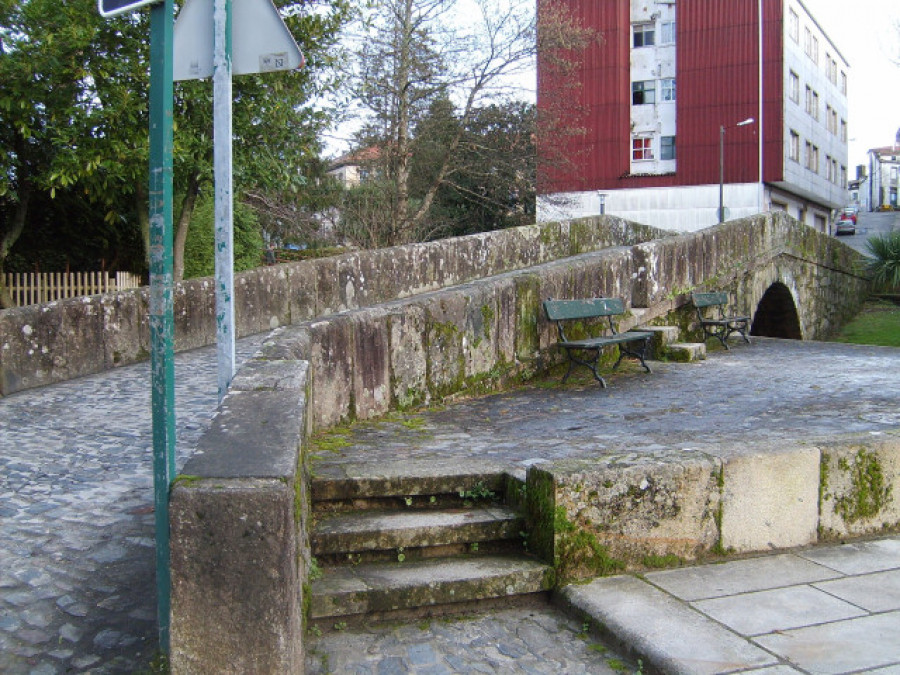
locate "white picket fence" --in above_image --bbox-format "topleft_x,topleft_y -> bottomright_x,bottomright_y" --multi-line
3,271 -> 143,308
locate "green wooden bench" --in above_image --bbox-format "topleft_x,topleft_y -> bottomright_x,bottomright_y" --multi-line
691,291 -> 751,350
543,297 -> 654,388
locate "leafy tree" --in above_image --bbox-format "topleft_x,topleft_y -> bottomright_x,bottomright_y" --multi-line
0,0 -> 349,307
183,191 -> 263,279
412,98 -> 536,237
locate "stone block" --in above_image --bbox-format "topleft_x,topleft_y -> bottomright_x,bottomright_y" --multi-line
170,478 -> 302,674
818,433 -> 900,538
183,388 -> 305,480
0,304 -> 70,393
284,260 -> 319,323
720,445 -> 820,553
173,278 -> 216,351
229,359 -> 309,393
351,308 -> 391,420
387,304 -> 428,410
308,316 -> 354,429
256,264 -> 292,331
100,289 -> 149,368
424,292 -> 468,399
542,455 -> 721,576
666,342 -> 707,362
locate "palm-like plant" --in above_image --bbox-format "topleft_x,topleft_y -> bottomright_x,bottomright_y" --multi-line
865,230 -> 900,291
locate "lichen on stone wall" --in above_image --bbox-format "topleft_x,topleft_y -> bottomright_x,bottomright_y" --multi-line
834,447 -> 893,524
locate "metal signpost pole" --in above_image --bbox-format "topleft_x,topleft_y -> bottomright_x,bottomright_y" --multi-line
213,0 -> 236,401
148,0 -> 176,654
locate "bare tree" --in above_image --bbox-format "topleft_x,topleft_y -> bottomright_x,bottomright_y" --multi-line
339,0 -> 594,247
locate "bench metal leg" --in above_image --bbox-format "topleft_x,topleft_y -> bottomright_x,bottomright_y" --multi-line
615,337 -> 652,374
561,348 -> 607,388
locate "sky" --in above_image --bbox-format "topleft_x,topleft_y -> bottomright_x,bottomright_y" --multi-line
802,0 -> 900,169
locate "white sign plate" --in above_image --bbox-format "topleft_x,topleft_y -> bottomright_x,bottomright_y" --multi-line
174,0 -> 305,81
98,0 -> 160,18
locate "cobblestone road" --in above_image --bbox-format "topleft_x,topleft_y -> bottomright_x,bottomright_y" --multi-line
0,336 -> 636,674
0,338 -> 265,674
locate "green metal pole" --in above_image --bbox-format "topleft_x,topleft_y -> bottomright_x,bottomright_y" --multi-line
149,0 -> 175,655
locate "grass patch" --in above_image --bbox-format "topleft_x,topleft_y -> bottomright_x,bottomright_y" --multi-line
830,299 -> 900,347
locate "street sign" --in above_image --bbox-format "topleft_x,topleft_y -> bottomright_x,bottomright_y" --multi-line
98,0 -> 160,18
173,0 -> 305,81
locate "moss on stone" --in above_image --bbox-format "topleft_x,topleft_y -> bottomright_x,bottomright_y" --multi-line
834,447 -> 893,523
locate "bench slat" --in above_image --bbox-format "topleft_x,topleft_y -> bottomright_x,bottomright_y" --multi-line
691,291 -> 729,308
543,298 -> 625,321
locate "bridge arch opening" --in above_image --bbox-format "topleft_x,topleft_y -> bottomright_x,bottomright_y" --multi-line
750,282 -> 802,339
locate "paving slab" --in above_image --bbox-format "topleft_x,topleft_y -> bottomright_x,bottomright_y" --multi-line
692,585 -> 866,636
644,553 -> 842,601
560,575 -> 778,674
813,569 -> 900,612
798,537 -> 900,575
752,611 -> 900,674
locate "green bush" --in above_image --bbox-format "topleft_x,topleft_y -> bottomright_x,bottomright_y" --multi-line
184,193 -> 264,279
865,231 -> 900,291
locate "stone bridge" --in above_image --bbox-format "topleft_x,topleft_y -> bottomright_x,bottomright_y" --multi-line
0,213 -> 874,672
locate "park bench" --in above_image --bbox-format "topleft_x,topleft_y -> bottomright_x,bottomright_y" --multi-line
543,297 -> 654,388
691,291 -> 751,350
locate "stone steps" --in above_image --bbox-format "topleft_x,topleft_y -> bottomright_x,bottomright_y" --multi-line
309,554 -> 553,621
308,469 -> 551,624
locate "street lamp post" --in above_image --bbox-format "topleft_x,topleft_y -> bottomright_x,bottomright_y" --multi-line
719,117 -> 755,223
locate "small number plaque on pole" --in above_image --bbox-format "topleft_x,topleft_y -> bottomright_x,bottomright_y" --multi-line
98,0 -> 161,18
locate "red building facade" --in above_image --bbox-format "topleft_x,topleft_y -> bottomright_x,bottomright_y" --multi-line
538,0 -> 849,232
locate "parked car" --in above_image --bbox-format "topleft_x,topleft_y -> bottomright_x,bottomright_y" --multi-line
840,207 -> 858,223
834,218 -> 856,236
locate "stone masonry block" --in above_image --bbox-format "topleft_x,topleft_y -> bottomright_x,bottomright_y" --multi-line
351,308 -> 391,420
818,433 -> 900,538
388,304 -> 428,410
284,260 -> 319,323
549,456 -> 721,571
308,316 -> 354,430
424,293 -> 468,399
170,478 -> 302,674
720,445 -> 820,553
100,289 -> 148,368
173,278 -> 215,351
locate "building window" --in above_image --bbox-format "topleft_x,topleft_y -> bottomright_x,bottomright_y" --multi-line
813,91 -> 819,120
661,21 -> 676,44
789,71 -> 799,103
805,141 -> 812,170
632,80 -> 656,105
632,137 -> 654,161
825,155 -> 833,182
805,86 -> 813,115
804,27 -> 812,56
661,136 -> 676,160
825,104 -> 833,133
633,23 -> 655,47
789,9 -> 799,42
840,71 -> 847,94
811,145 -> 819,173
661,78 -> 676,102
811,36 -> 819,64
790,130 -> 800,162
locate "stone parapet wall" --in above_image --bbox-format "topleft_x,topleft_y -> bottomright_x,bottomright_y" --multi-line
0,217 -> 665,396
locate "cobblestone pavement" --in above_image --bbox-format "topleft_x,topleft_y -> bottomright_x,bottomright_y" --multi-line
304,605 -> 634,675
4,336 -> 899,673
0,336 -> 636,675
314,337 -> 900,481
0,337 -> 266,674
